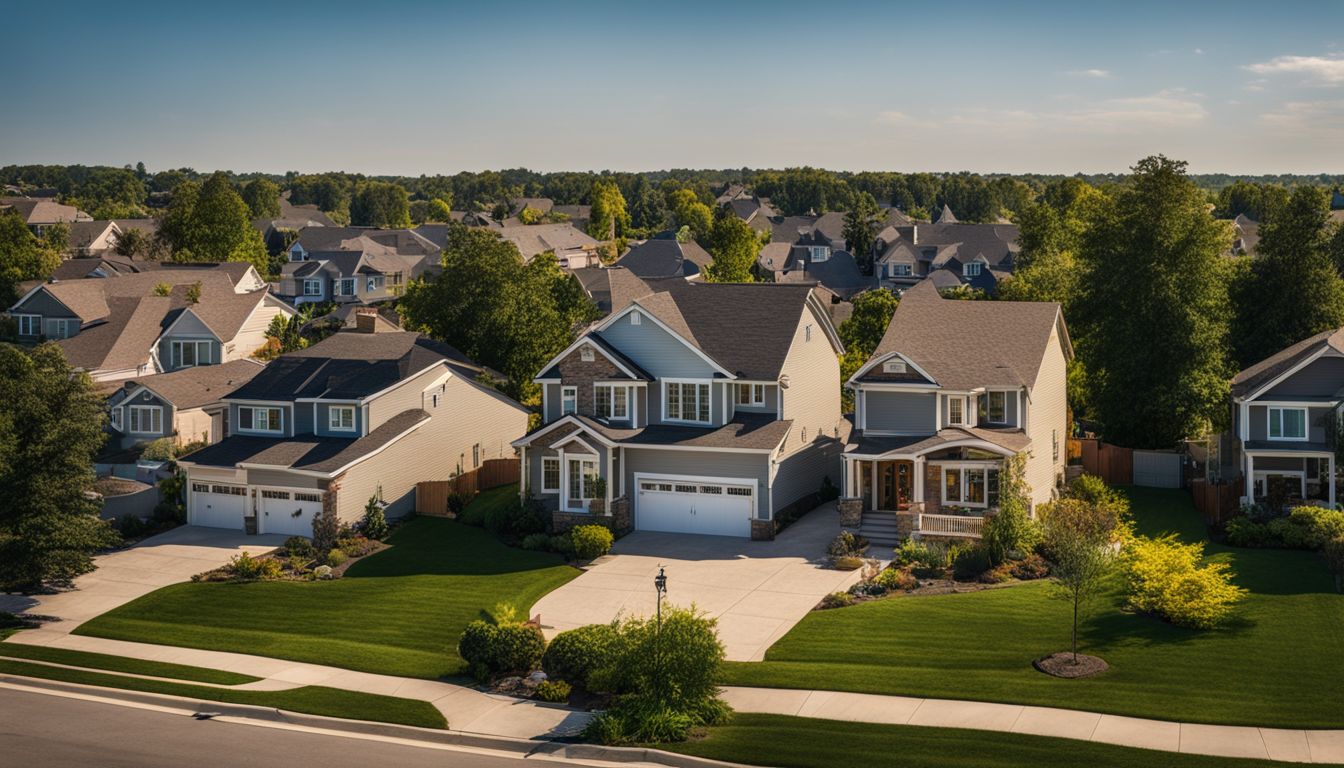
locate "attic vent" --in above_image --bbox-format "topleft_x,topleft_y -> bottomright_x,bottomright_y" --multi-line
883,359 -> 907,374
631,312 -> 642,326
580,346 -> 595,362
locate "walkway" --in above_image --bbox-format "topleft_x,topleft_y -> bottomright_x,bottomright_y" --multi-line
721,686 -> 1344,764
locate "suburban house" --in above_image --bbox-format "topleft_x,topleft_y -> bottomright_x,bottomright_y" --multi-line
614,235 -> 712,279
105,359 -> 265,450
496,222 -> 601,269
1229,213 -> 1260,256
279,226 -> 439,305
755,213 -> 874,298
253,197 -> 338,252
839,281 -> 1070,543
1,196 -> 91,234
572,266 -> 655,315
7,265 -> 290,381
176,315 -> 530,536
512,281 -> 846,540
1228,327 -> 1344,509
65,220 -> 122,257
872,213 -> 1019,294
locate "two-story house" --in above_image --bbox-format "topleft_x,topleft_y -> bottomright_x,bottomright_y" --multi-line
1229,327 -> 1344,509
279,227 -> 439,305
512,281 -> 846,540
106,359 -> 265,451
177,312 -> 530,536
839,281 -> 1070,543
872,213 -> 1018,294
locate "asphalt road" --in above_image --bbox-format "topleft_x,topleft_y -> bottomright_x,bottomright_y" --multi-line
0,686 -> 577,768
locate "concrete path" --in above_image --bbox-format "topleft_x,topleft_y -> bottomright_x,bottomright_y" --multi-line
531,504 -> 865,662
722,686 -> 1344,764
3,630 -> 591,740
0,526 -> 288,632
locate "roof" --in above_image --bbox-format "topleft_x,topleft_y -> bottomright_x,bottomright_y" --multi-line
1,197 -> 86,225
876,222 -> 1019,270
614,235 -> 712,279
572,266 -> 653,315
847,426 -> 1031,457
935,204 -> 959,224
181,408 -> 431,474
537,333 -> 653,381
864,280 -> 1064,390
120,359 -> 265,409
529,412 -> 793,452
510,197 -> 554,215
1231,326 -> 1344,398
496,222 -> 599,261
293,226 -> 438,258
66,220 -> 118,250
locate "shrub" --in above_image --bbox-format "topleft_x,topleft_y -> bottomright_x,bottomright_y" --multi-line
1009,553 -> 1050,580
458,620 -> 501,682
1224,516 -> 1272,547
952,544 -> 992,581
1324,535 -> 1344,574
1123,535 -> 1247,630
226,552 -> 282,581
979,563 -> 1016,583
831,555 -> 864,571
827,531 -> 868,558
983,505 -> 1039,564
549,534 -> 576,558
116,514 -> 149,538
447,491 -> 473,517
485,499 -> 546,540
1288,506 -> 1344,548
495,623 -> 547,675
543,623 -> 620,688
139,437 -> 178,462
571,525 -> 614,560
820,591 -> 856,609
871,566 -> 916,592
521,532 -> 551,551
1225,506 -> 1344,550
284,536 -> 315,558
361,495 -> 389,541
324,549 -> 347,568
337,534 -> 376,558
535,679 -> 572,703
893,539 -> 941,569
1066,474 -> 1131,520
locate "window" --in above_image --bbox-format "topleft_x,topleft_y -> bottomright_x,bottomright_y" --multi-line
944,468 -> 962,503
805,324 -> 813,342
965,468 -> 986,504
367,275 -> 383,292
882,360 -> 907,374
48,318 -> 76,338
595,385 -> 628,420
261,490 -> 290,500
1268,407 -> 1307,440
542,457 -> 560,492
295,492 -> 322,503
948,396 -> 964,426
329,405 -> 355,432
290,247 -> 306,262
15,315 -> 41,336
630,312 -> 642,325
172,340 -> 212,369
737,383 -> 765,405
337,278 -> 356,296
665,381 -> 710,423
239,406 -> 283,433
809,246 -> 830,263
963,261 -> 983,277
212,484 -> 246,496
561,386 -> 577,415
472,443 -> 481,467
987,391 -> 1006,423
109,406 -> 123,431
191,482 -> 210,493
303,279 -> 323,296
388,271 -> 403,286
1052,429 -> 1060,461
943,466 -> 999,508
893,264 -> 912,277
580,346 -> 595,362
128,405 -> 162,434
431,393 -> 440,408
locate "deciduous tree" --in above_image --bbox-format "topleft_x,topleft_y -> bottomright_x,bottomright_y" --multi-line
350,181 -> 411,228
703,210 -> 761,283
240,177 -> 281,219
587,180 -> 630,241
842,192 -> 881,273
0,210 -> 61,304
669,189 -> 712,239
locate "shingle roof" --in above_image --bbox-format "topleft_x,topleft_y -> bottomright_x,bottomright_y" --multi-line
1,197 -> 85,225
181,408 -> 430,474
614,236 -> 711,279
571,412 -> 793,451
1231,327 -> 1344,398
496,222 -> 599,261
121,359 -> 265,409
935,204 -> 959,224
847,426 -> 1031,456
66,220 -> 118,250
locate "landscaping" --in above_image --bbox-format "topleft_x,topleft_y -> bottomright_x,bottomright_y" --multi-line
0,640 -> 258,685
721,487 -> 1344,729
75,506 -> 580,680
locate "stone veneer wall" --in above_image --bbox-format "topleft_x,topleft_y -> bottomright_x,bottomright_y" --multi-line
751,519 -> 775,541
924,463 -> 942,515
838,497 -> 863,527
555,345 -> 623,419
551,496 -> 632,537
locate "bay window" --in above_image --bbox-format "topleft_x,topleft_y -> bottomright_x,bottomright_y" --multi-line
1268,407 -> 1307,441
665,381 -> 710,424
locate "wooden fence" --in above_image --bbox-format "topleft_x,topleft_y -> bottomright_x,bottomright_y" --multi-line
1077,438 -> 1134,486
415,458 -> 520,517
1190,478 -> 1243,524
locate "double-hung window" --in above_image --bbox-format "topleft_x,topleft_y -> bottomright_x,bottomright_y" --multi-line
963,261 -> 983,277
594,385 -> 628,420
338,278 -> 356,296
239,406 -> 283,433
986,391 -> 1006,424
15,315 -> 41,336
736,383 -> 765,406
109,406 -> 123,431
893,264 -> 912,277
1268,407 -> 1307,441
665,381 -> 710,424
561,386 -> 577,415
947,396 -> 965,426
943,466 -> 998,508
809,246 -> 830,263
128,405 -> 162,435
329,405 -> 355,432
541,457 -> 560,492
303,279 -> 323,296
172,340 -> 212,368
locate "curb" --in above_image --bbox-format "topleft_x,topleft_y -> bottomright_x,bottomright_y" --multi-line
1,674 -> 746,768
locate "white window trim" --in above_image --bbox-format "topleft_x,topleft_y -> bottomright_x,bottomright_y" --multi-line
963,261 -> 983,277
882,360 -> 907,374
172,339 -> 212,369
561,386 -> 578,416
366,275 -> 382,292
337,278 -> 356,296
127,405 -> 162,435
892,263 -> 912,277
561,453 -> 600,512
541,456 -> 560,493
328,405 -> 356,432
986,391 -> 1007,424
809,245 -> 830,263
940,462 -> 998,509
15,314 -> 41,336
1268,406 -> 1309,442
947,396 -> 965,426
737,383 -> 766,406
302,279 -> 323,296
240,406 -> 284,434
594,384 -> 629,420
662,379 -> 712,425
110,405 -> 123,431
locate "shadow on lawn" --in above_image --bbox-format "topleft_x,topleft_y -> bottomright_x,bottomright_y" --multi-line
344,517 -> 572,579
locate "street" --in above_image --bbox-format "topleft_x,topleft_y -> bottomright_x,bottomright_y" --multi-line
0,686 -> 581,768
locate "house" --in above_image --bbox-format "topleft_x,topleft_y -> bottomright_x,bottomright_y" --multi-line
253,197 -> 338,252
1228,327 -> 1344,509
105,359 -> 265,450
496,222 -> 601,269
756,213 -> 875,299
872,213 -> 1018,294
839,281 -> 1070,543
65,221 -> 122,257
1229,214 -> 1260,256
613,235 -> 712,280
571,266 -> 655,315
279,226 -> 438,305
1,196 -> 91,234
512,281 -> 846,540
176,313 -> 530,536
7,265 -> 290,381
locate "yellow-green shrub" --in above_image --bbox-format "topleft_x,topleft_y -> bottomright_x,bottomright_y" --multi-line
1123,535 -> 1246,629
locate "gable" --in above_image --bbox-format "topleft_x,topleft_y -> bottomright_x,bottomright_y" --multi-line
598,308 -> 719,379
163,309 -> 221,340
1262,355 -> 1344,399
13,288 -> 78,318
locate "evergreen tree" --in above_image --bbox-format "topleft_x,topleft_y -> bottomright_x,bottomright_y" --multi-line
628,175 -> 668,232
842,192 -> 881,273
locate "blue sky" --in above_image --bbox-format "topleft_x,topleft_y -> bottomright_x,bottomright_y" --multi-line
2,0 -> 1341,175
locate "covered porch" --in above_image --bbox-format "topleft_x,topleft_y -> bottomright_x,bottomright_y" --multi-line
1243,450 -> 1335,510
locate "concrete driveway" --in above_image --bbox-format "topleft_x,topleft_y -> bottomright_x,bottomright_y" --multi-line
530,503 -> 863,662
0,526 -> 287,632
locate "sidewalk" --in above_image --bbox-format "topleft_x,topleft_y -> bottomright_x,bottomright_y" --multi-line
721,686 -> 1344,764
2,630 -> 591,740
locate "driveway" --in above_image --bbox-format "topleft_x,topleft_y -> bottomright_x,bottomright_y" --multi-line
0,526 -> 287,632
530,503 -> 864,662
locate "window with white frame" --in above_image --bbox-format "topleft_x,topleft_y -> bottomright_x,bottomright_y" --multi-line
948,396 -> 965,426
172,340 -> 211,369
109,406 -> 123,431
303,279 -> 323,296
986,391 -> 1006,423
48,318 -> 76,338
1268,407 -> 1307,440
943,465 -> 999,508
239,406 -> 283,433
892,263 -> 912,277
290,247 -> 306,262
665,381 -> 710,423
337,278 -> 355,296
128,405 -> 162,434
15,314 -> 41,336
963,261 -> 983,277
809,246 -> 830,263
882,359 -> 907,374
542,457 -> 560,492
594,385 -> 629,420
367,275 -> 383,292
630,312 -> 642,325
561,386 -> 577,415
737,383 -> 765,406
329,405 -> 355,432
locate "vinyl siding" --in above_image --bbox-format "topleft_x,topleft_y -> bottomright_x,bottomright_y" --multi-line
227,297 -> 290,361
771,438 -> 843,514
12,289 -> 77,324
597,314 -> 718,380
777,301 -> 843,454
863,391 -> 936,433
1262,356 -> 1344,398
113,389 -> 175,449
175,407 -> 213,445
1025,322 -> 1068,508
159,311 -> 220,370
621,447 -> 771,521
367,364 -> 448,430
1247,404 -> 1331,443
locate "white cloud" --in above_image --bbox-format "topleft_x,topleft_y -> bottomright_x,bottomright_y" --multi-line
938,89 -> 1207,135
1259,100 -> 1344,137
1244,53 -> 1344,85
1070,68 -> 1112,78
1194,48 -> 1205,55
875,110 -> 911,125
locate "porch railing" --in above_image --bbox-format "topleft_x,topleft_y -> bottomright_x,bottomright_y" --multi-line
917,513 -> 985,538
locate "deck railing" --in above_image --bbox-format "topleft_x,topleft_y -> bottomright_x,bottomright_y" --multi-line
917,513 -> 985,538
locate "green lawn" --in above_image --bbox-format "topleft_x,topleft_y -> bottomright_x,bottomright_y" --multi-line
0,658 -> 444,728
76,511 -> 578,679
722,488 -> 1344,728
0,641 -> 259,685
664,713 -> 1310,768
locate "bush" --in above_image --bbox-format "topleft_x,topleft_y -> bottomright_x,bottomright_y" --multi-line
1324,535 -> 1344,574
459,617 -> 546,682
521,532 -> 551,551
535,679 -> 572,703
893,539 -> 942,569
447,491 -> 473,517
1288,506 -> 1344,548
458,620 -> 500,682
1123,535 -> 1247,629
983,505 -> 1039,565
549,534 -> 576,558
485,499 -> 546,541
139,437 -> 178,462
571,525 -> 614,560
226,552 -> 282,581
361,497 -> 389,541
1066,474 -> 1131,520
952,544 -> 992,581
284,536 -> 314,558
116,514 -> 150,538
1225,516 -> 1271,547
820,591 -> 856,609
337,534 -> 376,558
1225,506 -> 1344,550
871,566 -> 916,592
324,549 -> 347,568
1009,553 -> 1050,580
827,531 -> 868,558
543,623 -> 620,688
831,555 -> 864,571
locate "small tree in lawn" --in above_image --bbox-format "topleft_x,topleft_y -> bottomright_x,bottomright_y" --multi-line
311,482 -> 340,554
362,486 -> 389,540
1039,497 -> 1122,664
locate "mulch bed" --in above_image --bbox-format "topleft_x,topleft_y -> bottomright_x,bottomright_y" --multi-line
1034,652 -> 1109,678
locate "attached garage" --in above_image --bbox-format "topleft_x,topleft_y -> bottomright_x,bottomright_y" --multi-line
258,488 -> 324,537
634,474 -> 755,537
189,482 -> 248,529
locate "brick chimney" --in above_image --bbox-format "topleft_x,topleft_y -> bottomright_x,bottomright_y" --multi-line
354,306 -> 382,334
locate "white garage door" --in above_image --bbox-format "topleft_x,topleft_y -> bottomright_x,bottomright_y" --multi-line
190,482 -> 248,529
259,489 -> 325,537
635,477 -> 754,537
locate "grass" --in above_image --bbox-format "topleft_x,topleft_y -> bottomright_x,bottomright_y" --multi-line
0,657 -> 445,729
76,503 -> 579,680
721,487 -> 1344,728
0,642 -> 260,685
663,713 -> 1303,768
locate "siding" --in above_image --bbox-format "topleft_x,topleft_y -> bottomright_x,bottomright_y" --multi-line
621,447 -> 771,521
864,391 -> 936,433
1247,404 -> 1331,443
13,289 -> 78,324
1263,356 -> 1344,398
367,364 -> 449,429
776,301 -> 843,454
159,311 -> 219,370
175,407 -> 213,445
597,314 -> 718,380
313,402 -> 364,437
113,388 -> 175,449
227,297 -> 289,361
771,438 -> 843,514
1025,322 -> 1068,508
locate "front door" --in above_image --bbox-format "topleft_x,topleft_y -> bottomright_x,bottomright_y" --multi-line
894,461 -> 913,510
878,461 -> 915,510
565,457 -> 598,511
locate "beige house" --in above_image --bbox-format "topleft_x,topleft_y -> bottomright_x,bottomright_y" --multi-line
106,359 -> 265,450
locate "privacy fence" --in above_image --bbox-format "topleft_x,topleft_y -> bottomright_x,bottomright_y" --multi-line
415,459 -> 520,517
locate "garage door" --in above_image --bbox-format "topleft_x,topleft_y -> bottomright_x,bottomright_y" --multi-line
259,489 -> 324,537
190,482 -> 248,529
635,477 -> 754,537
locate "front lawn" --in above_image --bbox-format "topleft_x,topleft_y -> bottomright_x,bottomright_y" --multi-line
0,641 -> 259,685
721,488 -> 1344,728
76,509 -> 578,680
665,713 -> 1290,768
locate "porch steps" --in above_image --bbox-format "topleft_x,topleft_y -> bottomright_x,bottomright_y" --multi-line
859,512 -> 903,549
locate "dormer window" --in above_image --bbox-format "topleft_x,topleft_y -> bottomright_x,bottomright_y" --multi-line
329,405 -> 356,432
580,345 -> 595,362
948,397 -> 965,426
809,246 -> 830,263
986,391 -> 1006,423
892,264 -> 912,277
302,279 -> 323,296
963,261 -> 983,277
882,359 -> 907,374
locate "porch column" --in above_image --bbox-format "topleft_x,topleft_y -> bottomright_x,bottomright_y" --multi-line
914,456 -> 925,505
1331,454 -> 1337,508
870,460 -> 879,509
841,457 -> 850,497
1245,453 -> 1254,503
606,449 -> 614,509
518,446 -> 526,498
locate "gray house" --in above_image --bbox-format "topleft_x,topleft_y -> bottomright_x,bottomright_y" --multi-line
106,359 -> 265,450
279,227 -> 439,305
873,214 -> 1018,294
513,281 -> 846,540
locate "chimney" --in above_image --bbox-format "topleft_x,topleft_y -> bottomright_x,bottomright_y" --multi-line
354,306 -> 382,334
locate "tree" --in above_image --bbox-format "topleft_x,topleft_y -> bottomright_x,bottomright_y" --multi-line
1039,497 -> 1121,663
1076,156 -> 1233,447
0,210 -> 61,304
837,289 -> 898,408
997,183 -> 1103,316
157,173 -> 270,274
588,180 -> 630,241
240,177 -> 281,219
1232,187 -> 1344,368
350,181 -> 411,228
982,452 -> 1037,564
703,210 -> 761,283
0,344 -> 120,590
628,175 -> 668,233
842,192 -> 881,273
669,188 -> 713,239
112,226 -> 154,259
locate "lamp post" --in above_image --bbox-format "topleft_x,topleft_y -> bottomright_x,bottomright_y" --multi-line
654,566 -> 667,626
654,566 -> 667,702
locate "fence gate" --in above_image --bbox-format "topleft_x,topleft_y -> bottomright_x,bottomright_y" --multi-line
1132,450 -> 1182,488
